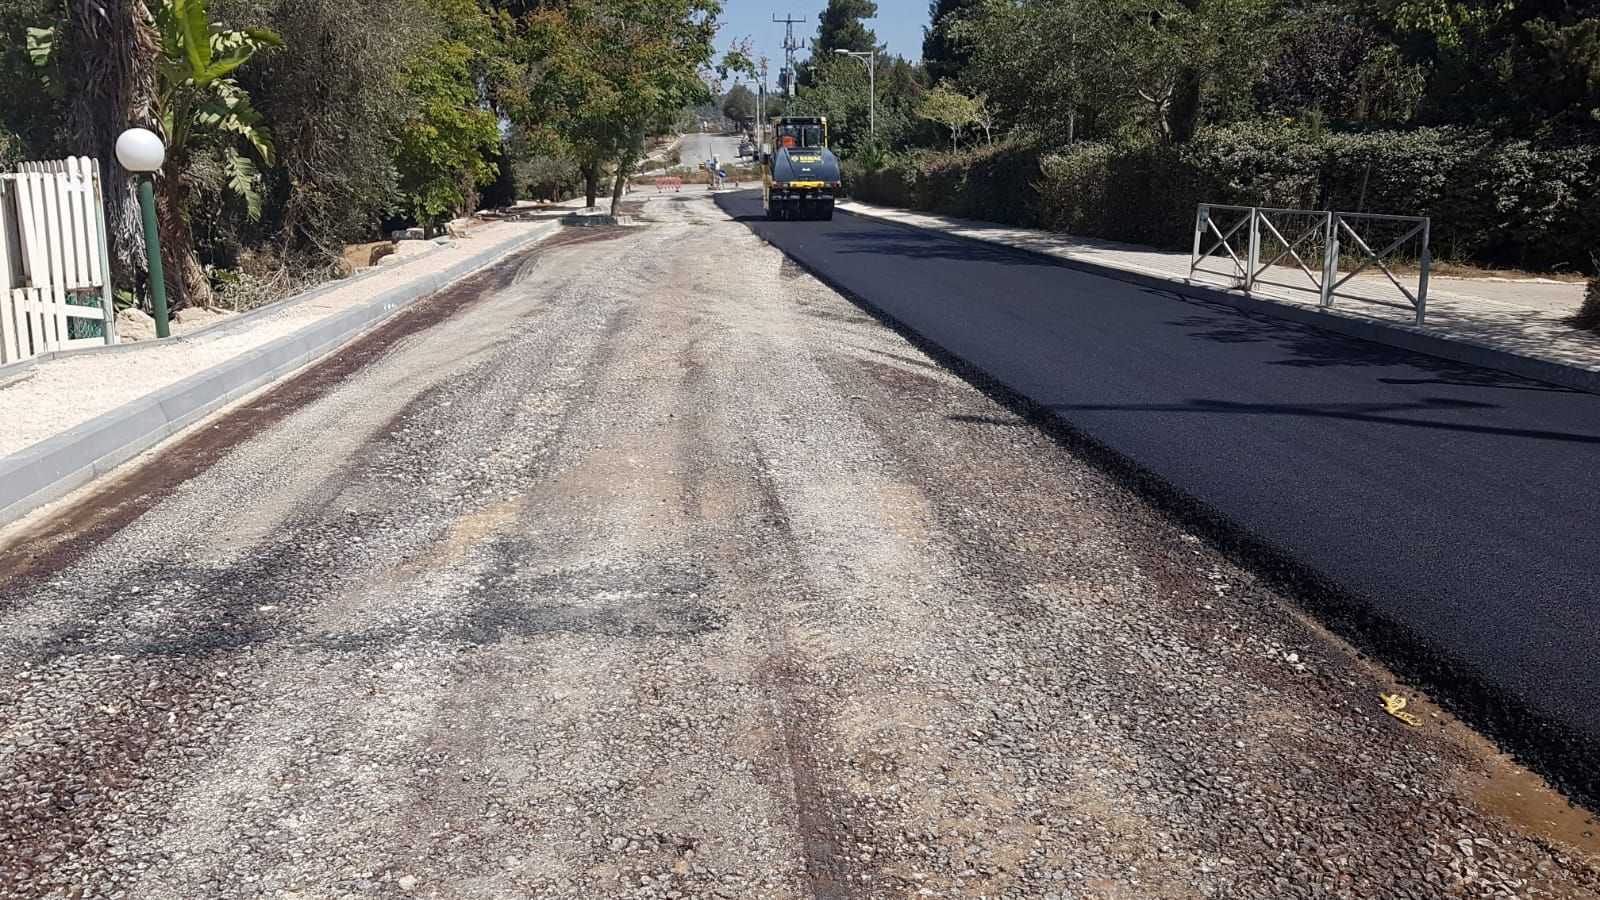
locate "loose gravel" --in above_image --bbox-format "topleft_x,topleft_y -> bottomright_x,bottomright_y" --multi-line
0,193 -> 1596,900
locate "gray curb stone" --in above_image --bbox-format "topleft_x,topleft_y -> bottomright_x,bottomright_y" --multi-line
838,206 -> 1600,395
0,221 -> 560,528
0,239 -> 453,376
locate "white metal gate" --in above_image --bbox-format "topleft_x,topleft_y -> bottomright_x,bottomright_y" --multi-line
0,157 -> 118,365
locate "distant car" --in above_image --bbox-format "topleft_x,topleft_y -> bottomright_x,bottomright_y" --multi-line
738,140 -> 754,158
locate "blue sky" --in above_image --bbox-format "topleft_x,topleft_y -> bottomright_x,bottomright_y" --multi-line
714,0 -> 928,86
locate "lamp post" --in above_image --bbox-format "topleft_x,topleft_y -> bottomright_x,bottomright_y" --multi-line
834,48 -> 876,141
115,127 -> 170,339
758,58 -> 768,156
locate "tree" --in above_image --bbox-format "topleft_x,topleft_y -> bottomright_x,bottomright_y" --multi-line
219,0 -> 421,255
812,0 -> 877,55
971,91 -> 994,145
524,0 -> 720,214
722,84 -> 756,125
918,82 -> 979,150
922,0 -> 980,83
7,0 -> 162,298
952,0 -> 1129,142
793,53 -> 925,152
29,0 -> 277,307
1252,6 -> 1424,126
1376,0 -> 1600,134
151,0 -> 279,304
393,0 -> 502,229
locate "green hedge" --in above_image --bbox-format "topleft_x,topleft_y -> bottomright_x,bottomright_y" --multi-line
846,125 -> 1600,273
844,143 -> 1046,227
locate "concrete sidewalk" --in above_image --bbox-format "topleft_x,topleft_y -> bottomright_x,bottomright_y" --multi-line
837,200 -> 1600,382
0,207 -> 574,526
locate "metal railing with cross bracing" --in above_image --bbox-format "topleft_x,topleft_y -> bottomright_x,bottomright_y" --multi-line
1190,204 -> 1432,326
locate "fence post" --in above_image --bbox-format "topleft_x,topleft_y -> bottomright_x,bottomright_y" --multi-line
1414,217 -> 1440,325
92,163 -> 117,344
0,179 -> 14,364
1244,208 -> 1260,291
1322,213 -> 1340,309
1191,204 -> 1205,277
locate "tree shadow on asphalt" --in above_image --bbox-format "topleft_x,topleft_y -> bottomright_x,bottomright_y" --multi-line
829,230 -> 1060,267
1152,287 -> 1591,394
1046,396 -> 1600,444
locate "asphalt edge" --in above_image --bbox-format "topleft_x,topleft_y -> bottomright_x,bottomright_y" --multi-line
0,221 -> 561,529
836,204 -> 1600,396
723,193 -> 1600,814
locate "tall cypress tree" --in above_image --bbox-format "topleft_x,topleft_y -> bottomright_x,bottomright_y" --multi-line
811,0 -> 878,56
922,0 -> 978,83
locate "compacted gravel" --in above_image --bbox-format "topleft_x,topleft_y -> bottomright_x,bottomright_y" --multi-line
1,193 -> 1597,900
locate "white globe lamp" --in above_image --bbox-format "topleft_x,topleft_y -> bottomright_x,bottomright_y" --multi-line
116,127 -> 172,337
115,127 -> 166,173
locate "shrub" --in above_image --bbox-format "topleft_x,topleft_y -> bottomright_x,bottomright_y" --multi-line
844,142 -> 1045,225
1576,274 -> 1600,331
849,124 -> 1600,273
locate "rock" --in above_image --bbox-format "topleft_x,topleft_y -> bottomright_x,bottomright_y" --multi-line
115,306 -> 157,342
397,875 -> 418,892
341,241 -> 396,272
390,227 -> 426,241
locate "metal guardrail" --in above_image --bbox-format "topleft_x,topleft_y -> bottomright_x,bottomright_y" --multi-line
1191,203 -> 1432,325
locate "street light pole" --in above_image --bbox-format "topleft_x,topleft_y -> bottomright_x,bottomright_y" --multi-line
833,49 -> 877,142
758,59 -> 767,149
115,127 -> 170,339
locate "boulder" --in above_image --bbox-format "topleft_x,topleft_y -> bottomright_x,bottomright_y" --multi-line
341,241 -> 396,271
116,306 -> 156,343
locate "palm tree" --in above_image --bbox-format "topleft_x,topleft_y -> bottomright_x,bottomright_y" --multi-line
47,0 -> 276,310
60,0 -> 161,299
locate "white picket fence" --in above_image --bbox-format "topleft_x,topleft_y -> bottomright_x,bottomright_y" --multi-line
0,157 -> 118,365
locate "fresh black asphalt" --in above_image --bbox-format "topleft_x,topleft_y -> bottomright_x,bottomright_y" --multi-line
717,189 -> 1600,794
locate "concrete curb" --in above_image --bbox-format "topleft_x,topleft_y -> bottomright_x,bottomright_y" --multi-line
0,241 -> 455,379
838,205 -> 1600,395
0,221 -> 560,529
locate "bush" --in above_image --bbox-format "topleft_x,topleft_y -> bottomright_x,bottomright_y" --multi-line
849,124 -> 1600,273
845,142 -> 1046,226
1576,275 -> 1600,331
516,155 -> 581,202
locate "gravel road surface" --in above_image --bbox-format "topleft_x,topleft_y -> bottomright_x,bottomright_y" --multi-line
1,194 -> 1597,900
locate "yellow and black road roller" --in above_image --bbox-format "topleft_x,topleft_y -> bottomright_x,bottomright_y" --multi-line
762,116 -> 841,221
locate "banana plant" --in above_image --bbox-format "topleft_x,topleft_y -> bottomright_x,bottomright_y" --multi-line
27,0 -> 280,220
152,0 -> 280,219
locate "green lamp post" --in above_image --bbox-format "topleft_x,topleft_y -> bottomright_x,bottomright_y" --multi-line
115,127 -> 171,339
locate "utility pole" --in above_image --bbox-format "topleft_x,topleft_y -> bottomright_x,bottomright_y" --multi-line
773,13 -> 804,97
757,57 -> 769,155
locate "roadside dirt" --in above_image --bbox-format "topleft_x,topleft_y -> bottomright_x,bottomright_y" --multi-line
0,193 -> 1596,900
